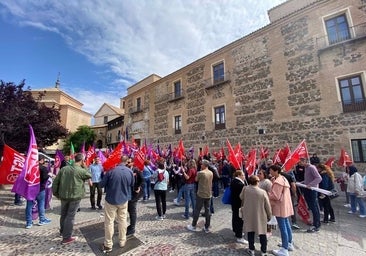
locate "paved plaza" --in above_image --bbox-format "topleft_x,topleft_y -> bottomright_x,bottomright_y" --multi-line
0,183 -> 365,256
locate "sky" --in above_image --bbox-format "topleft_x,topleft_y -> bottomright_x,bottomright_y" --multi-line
0,0 -> 286,116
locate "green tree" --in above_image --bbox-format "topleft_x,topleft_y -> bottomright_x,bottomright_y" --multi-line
63,125 -> 96,155
0,80 -> 68,157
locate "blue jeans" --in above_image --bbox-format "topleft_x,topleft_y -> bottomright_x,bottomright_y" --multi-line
304,189 -> 320,229
176,184 -> 185,202
143,178 -> 151,199
349,193 -> 366,215
184,184 -> 196,218
276,217 -> 292,250
212,180 -> 219,197
26,190 -> 46,225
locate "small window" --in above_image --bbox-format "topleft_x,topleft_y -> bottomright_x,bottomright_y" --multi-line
136,97 -> 141,111
339,75 -> 366,112
214,105 -> 225,130
174,115 -> 182,134
213,62 -> 225,84
325,14 -> 350,45
103,116 -> 108,124
174,81 -> 182,98
351,139 -> 366,163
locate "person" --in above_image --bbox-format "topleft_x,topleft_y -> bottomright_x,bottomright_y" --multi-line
88,156 -> 104,210
221,160 -> 231,189
60,155 -> 72,168
182,159 -> 197,219
25,155 -> 51,229
310,153 -> 320,166
240,175 -> 272,256
269,165 -> 294,256
100,155 -> 134,253
258,169 -> 273,237
52,153 -> 92,245
153,158 -> 169,220
317,164 -> 336,223
142,160 -> 152,201
281,170 -> 299,229
173,162 -> 185,206
230,170 -> 248,244
14,193 -> 23,206
346,165 -> 366,218
187,159 -> 213,233
126,158 -> 145,236
298,157 -> 322,233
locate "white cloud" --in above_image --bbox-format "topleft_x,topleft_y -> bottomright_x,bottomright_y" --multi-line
0,0 -> 286,115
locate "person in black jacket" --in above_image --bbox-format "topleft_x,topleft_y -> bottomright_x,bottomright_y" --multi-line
230,169 -> 248,244
126,159 -> 145,236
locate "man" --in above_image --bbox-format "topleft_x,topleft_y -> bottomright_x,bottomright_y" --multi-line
126,158 -> 145,236
187,159 -> 213,233
25,155 -> 51,228
88,157 -> 104,210
298,157 -> 322,233
100,155 -> 134,253
52,153 -> 92,244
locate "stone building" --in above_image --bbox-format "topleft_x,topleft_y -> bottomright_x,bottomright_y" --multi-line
123,0 -> 366,168
31,79 -> 92,153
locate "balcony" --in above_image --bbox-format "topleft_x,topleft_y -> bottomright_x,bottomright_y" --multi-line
167,89 -> 185,102
316,23 -> 366,53
129,106 -> 143,115
204,71 -> 231,90
342,99 -> 366,113
173,128 -> 182,135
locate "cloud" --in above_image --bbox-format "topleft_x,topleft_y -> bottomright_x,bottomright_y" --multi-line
0,0 -> 286,115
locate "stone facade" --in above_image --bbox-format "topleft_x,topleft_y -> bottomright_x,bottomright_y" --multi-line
123,0 -> 366,169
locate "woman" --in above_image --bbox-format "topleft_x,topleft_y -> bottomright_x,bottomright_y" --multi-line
258,170 -> 272,194
142,160 -> 153,201
153,159 -> 169,220
347,165 -> 366,218
182,159 -> 197,219
230,170 -> 247,244
317,164 -> 335,223
240,175 -> 272,256
268,165 -> 294,256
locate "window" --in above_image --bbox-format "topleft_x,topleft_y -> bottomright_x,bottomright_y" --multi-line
136,97 -> 141,111
174,80 -> 182,98
213,62 -> 224,84
103,116 -> 108,124
339,75 -> 366,112
325,14 -> 350,45
174,115 -> 182,134
214,105 -> 225,130
351,139 -> 366,163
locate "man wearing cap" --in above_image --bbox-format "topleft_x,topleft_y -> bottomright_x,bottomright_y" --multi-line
25,155 -> 51,229
298,157 -> 322,233
187,159 -> 213,233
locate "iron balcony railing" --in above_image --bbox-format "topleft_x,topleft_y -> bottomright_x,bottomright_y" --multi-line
342,98 -> 366,113
204,71 -> 231,89
129,106 -> 143,114
155,89 -> 185,103
316,22 -> 366,50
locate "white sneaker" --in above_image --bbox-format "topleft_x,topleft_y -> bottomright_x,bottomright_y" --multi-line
245,249 -> 255,256
155,216 -> 163,220
344,204 -> 351,208
273,247 -> 289,256
186,224 -> 196,232
288,242 -> 294,251
359,215 -> 366,218
236,238 -> 248,244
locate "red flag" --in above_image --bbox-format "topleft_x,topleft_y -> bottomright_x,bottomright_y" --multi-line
85,145 -> 96,166
297,194 -> 311,225
234,143 -> 245,166
337,149 -> 353,167
279,144 -> 291,164
203,145 -> 209,157
282,140 -> 309,172
226,139 -> 241,169
272,149 -> 282,165
134,149 -> 145,171
0,144 -> 25,184
177,139 -> 185,160
103,141 -> 123,171
260,146 -> 269,160
324,157 -> 335,168
11,125 -> 40,200
246,149 -> 257,176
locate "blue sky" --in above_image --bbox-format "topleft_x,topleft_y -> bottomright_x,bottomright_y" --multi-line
0,0 -> 286,116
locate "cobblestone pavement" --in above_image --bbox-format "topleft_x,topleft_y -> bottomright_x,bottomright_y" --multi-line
0,184 -> 365,256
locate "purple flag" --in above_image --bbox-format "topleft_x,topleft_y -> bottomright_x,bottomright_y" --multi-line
54,149 -> 65,175
11,125 -> 40,201
98,150 -> 107,164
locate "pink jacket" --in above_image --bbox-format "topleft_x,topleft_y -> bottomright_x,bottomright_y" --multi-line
269,174 -> 294,218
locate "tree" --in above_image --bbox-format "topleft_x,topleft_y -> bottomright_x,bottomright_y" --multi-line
63,125 -> 96,155
0,80 -> 68,157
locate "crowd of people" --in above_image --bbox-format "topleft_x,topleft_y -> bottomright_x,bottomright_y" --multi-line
14,151 -> 366,255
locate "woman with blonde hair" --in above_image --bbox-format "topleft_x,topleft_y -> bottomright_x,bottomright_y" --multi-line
317,164 -> 335,223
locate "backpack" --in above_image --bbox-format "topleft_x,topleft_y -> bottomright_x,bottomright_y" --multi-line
157,171 -> 165,182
